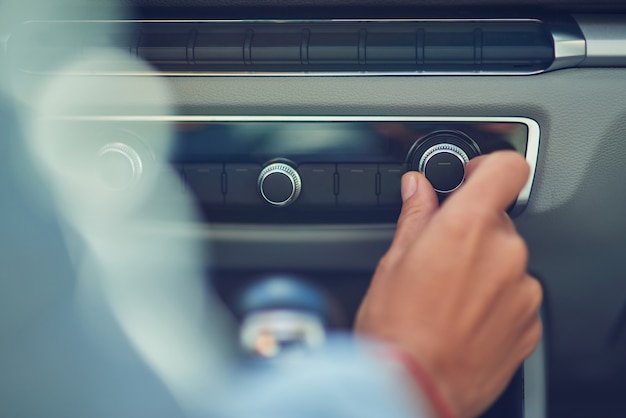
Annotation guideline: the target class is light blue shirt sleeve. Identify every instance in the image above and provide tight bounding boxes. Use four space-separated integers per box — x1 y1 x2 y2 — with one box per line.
221 338 435 418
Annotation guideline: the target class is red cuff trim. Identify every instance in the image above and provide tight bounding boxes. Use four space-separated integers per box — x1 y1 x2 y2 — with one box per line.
378 348 456 418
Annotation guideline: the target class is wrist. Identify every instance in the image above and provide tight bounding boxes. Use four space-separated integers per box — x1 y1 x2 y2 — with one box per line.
378 347 457 418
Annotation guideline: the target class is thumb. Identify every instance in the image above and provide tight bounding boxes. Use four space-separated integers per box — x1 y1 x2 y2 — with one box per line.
390 172 439 252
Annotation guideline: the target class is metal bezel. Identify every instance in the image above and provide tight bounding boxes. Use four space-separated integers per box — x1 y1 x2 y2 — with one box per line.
96 142 143 190
258 162 302 207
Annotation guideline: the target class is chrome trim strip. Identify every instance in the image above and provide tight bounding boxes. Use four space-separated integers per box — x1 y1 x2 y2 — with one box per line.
22 18 546 24
545 17 587 72
23 70 546 77
51 115 536 123
511 117 540 216
575 15 626 67
524 320 547 418
53 115 540 215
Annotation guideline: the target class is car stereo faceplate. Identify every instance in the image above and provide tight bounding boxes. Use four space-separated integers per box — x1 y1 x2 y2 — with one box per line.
47 116 539 223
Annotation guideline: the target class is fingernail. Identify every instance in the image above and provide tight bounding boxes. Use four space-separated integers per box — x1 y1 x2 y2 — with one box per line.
401 173 418 202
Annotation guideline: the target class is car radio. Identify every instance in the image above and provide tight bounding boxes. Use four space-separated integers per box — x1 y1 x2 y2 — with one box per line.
49 116 539 223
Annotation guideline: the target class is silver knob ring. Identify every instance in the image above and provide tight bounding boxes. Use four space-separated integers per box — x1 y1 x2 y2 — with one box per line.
258 163 302 207
97 142 143 190
418 143 470 194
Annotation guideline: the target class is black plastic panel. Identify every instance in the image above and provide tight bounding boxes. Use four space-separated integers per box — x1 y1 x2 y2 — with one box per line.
9 20 555 74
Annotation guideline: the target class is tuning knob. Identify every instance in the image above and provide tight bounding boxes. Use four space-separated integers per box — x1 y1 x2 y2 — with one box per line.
408 131 481 195
97 142 143 190
258 162 302 207
418 143 469 194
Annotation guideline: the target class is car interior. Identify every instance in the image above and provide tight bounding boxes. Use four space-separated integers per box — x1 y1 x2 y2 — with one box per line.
1 0 626 417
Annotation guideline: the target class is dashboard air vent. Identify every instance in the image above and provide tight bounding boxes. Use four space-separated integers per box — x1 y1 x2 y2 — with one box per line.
9 19 565 75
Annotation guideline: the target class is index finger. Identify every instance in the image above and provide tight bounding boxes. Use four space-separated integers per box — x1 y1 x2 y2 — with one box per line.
445 151 530 213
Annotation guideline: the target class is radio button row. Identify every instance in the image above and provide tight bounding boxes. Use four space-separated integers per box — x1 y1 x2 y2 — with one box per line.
183 164 224 205
225 164 264 206
297 164 336 207
378 163 407 207
337 164 378 207
181 162 407 210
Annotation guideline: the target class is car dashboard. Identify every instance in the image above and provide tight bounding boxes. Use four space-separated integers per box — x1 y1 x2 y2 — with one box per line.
1 1 626 417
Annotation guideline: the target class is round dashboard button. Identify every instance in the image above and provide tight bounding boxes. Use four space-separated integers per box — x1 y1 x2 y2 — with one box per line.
407 132 480 196
258 163 302 206
418 143 470 193
97 142 143 190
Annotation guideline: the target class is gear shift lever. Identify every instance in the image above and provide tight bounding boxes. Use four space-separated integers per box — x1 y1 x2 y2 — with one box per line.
235 275 336 357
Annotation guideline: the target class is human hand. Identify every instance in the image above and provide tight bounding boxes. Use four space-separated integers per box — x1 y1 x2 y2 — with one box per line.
356 151 543 418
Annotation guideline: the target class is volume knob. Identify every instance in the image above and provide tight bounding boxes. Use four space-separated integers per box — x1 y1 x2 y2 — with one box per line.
418 143 470 194
258 163 302 207
97 142 143 190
